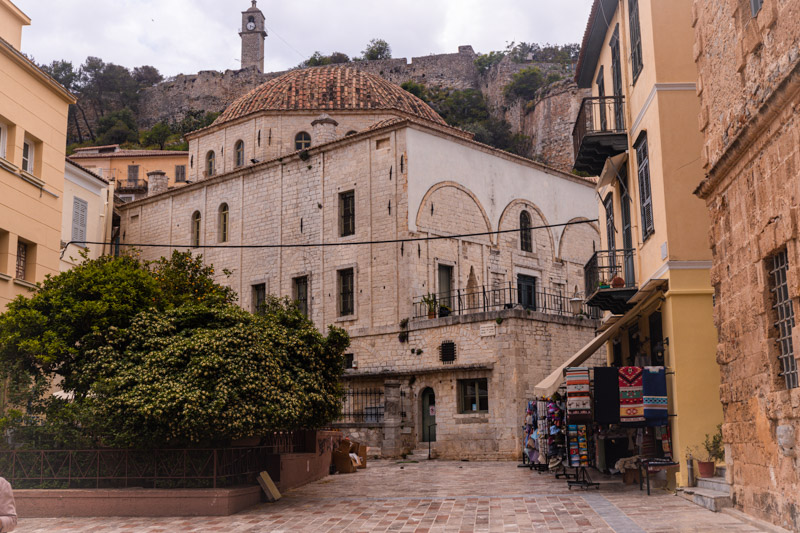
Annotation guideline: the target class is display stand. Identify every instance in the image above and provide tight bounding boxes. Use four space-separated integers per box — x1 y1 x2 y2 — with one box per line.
553 462 576 480
567 466 600 490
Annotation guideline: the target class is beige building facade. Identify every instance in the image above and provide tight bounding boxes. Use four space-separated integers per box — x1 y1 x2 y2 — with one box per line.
121 66 603 459
60 160 115 270
694 0 800 529
0 0 75 309
68 145 189 203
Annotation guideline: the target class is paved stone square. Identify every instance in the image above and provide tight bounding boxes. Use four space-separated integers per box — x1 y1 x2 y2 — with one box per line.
16 460 762 532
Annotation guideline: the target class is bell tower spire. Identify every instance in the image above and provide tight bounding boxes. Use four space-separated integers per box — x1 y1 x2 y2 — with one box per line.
240 1 267 72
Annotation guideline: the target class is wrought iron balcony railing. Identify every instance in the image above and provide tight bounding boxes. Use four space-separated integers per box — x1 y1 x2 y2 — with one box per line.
572 96 628 175
413 283 600 320
584 249 637 296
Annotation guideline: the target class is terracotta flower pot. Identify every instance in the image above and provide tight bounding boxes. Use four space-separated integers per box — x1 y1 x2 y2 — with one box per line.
611 276 625 288
696 460 715 478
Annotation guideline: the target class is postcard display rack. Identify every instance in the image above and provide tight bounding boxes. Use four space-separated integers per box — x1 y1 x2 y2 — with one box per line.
564 367 599 489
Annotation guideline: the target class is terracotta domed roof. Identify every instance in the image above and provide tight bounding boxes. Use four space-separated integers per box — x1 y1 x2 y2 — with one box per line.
214 65 445 126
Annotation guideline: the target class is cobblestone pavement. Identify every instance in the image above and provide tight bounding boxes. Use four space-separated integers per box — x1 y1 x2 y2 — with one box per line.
16 460 763 532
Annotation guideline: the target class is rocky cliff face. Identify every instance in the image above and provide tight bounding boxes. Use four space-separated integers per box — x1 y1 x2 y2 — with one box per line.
132 46 585 173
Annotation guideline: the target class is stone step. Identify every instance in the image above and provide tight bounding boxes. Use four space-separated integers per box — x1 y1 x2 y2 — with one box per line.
677 486 733 512
697 476 731 495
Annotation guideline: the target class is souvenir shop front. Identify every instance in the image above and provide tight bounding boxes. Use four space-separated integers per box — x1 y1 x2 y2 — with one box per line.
524 365 675 489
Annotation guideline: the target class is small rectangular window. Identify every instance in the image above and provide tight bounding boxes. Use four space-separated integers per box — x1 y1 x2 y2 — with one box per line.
458 378 488 413
769 250 798 389
338 268 354 317
339 190 355 237
175 165 186 183
22 140 33 173
16 241 27 280
293 275 309 316
128 165 139 182
629 0 643 83
252 283 266 314
751 0 764 16
71 197 88 244
0 122 6 159
635 133 654 240
344 353 354 369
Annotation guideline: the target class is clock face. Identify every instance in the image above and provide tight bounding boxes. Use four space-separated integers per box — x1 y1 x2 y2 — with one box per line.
246 21 256 30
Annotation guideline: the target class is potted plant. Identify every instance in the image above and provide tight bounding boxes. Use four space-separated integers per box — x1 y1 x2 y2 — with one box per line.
421 294 437 319
691 424 724 478
598 279 611 289
610 275 626 288
439 304 451 317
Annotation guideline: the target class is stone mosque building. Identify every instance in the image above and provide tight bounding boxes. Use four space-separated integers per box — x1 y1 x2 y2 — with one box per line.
119 3 602 459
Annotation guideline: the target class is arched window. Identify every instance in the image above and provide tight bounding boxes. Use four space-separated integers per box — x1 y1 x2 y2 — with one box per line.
295 132 311 150
234 140 245 167
206 151 215 177
218 203 229 243
191 211 202 248
520 210 533 253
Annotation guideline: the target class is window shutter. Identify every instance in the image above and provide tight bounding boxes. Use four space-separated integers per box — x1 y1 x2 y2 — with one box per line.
72 197 88 243
636 136 654 239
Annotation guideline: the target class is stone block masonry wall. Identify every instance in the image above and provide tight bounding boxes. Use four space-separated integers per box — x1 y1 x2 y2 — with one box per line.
694 0 800 530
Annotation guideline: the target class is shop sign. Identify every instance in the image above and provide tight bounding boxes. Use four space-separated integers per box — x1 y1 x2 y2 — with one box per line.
480 324 496 337
429 406 436 416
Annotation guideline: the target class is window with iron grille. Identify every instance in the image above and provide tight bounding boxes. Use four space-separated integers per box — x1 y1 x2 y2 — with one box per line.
751 0 764 16
16 241 27 280
769 250 798 389
604 194 616 250
520 210 533 253
339 190 355 237
175 165 186 183
252 283 266 314
439 340 456 364
629 0 643 83
635 133 654 240
338 268 354 317
458 378 488 413
128 165 139 181
293 275 309 316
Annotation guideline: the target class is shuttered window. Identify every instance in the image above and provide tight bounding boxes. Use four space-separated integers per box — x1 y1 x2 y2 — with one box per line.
16 241 27 280
604 194 616 250
71 197 88 244
635 134 654 240
629 0 643 82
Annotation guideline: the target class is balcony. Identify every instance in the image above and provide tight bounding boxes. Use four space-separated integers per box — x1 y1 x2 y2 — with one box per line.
116 179 148 194
572 96 628 175
413 284 600 320
584 249 637 315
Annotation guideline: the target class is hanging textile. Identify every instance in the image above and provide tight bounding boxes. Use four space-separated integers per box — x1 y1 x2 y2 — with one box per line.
593 366 620 424
619 366 645 423
642 366 668 425
565 367 592 422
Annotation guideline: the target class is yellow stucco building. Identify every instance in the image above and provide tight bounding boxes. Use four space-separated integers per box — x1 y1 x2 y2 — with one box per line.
0 0 75 309
68 145 189 202
537 0 722 487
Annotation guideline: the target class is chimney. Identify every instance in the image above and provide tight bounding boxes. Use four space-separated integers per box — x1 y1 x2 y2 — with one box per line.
311 114 339 145
147 170 168 197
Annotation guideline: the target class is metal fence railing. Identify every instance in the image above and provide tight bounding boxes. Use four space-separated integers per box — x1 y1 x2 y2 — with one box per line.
336 389 385 425
572 95 626 158
0 432 311 490
412 284 600 320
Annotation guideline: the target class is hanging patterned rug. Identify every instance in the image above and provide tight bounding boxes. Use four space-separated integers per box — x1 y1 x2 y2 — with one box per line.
643 366 668 425
619 366 645 423
565 367 592 422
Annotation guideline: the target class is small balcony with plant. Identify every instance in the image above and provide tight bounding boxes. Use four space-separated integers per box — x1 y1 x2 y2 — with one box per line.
583 249 637 315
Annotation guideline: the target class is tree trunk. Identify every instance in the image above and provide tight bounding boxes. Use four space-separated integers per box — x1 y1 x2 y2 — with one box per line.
77 103 95 141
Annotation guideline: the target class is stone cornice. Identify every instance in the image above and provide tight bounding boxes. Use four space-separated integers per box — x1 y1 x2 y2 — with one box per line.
695 59 800 199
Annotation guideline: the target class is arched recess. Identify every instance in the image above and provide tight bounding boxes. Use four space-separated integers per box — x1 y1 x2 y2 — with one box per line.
558 217 600 263
415 181 493 244
497 199 555 262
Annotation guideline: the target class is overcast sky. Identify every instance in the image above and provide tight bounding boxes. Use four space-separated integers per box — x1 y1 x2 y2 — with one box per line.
14 0 592 77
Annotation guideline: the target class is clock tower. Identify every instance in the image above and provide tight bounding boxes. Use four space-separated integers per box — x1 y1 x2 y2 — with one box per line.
240 1 267 72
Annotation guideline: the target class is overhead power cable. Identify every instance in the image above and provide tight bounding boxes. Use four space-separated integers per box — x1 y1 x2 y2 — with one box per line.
60 219 598 259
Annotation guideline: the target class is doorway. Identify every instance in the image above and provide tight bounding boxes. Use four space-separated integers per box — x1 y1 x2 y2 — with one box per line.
421 387 436 442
